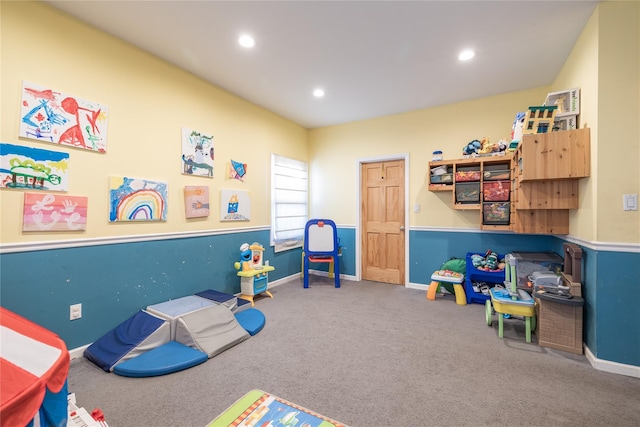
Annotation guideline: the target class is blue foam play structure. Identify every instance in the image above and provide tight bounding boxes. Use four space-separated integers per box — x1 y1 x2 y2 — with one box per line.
84 291 266 377
113 341 208 377
196 289 250 311
234 308 266 336
84 309 171 372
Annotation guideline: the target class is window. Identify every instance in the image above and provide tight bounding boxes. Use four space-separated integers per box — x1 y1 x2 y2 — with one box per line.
271 154 308 252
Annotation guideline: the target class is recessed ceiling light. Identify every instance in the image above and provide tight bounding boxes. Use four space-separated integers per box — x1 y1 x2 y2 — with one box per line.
239 35 255 48
458 49 476 61
313 89 325 98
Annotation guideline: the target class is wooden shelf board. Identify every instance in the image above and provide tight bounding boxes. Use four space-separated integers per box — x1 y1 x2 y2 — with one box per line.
428 184 453 192
481 224 511 231
454 203 480 210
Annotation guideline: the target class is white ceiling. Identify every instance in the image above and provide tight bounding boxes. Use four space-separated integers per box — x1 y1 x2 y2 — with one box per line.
46 1 599 129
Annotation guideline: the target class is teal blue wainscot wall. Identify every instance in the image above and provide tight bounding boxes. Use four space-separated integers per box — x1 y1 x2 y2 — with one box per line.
1 227 637 369
0 230 300 350
582 248 640 367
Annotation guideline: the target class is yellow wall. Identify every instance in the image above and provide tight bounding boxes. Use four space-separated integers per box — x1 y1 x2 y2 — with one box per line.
309 88 550 227
552 1 640 244
3 2 637 246
1 2 308 244
551 7 600 241
310 1 639 244
595 1 639 243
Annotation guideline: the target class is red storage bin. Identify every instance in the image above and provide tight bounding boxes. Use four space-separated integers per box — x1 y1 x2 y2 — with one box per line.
455 170 481 182
483 180 510 201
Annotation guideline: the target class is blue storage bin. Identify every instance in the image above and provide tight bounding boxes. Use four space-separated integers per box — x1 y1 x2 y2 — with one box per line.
464 252 506 304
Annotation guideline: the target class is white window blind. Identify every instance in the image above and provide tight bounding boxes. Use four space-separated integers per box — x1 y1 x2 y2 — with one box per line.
271 154 308 252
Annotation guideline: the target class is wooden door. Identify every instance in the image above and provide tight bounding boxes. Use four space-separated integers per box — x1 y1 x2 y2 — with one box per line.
361 160 405 284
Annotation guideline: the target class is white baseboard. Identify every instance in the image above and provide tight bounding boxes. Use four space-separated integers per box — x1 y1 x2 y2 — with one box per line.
299 269 356 282
585 345 640 378
69 344 90 360
407 282 429 291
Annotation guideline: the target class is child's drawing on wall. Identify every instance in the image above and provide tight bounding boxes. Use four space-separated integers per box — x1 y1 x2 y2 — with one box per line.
182 127 214 177
184 185 210 219
20 81 108 152
23 193 88 232
220 189 250 221
229 159 247 181
109 176 167 222
0 143 69 192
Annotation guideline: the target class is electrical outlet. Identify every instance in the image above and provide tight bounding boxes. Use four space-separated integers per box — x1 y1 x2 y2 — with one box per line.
70 303 82 320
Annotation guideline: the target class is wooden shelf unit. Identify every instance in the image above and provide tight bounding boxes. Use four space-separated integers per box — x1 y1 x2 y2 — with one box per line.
428 154 513 230
511 128 590 234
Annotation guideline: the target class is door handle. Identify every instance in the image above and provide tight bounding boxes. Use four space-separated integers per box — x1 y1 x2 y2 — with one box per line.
400 226 405 231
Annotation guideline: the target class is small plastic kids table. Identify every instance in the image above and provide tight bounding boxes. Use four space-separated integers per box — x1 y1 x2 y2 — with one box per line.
426 270 466 305
486 288 536 343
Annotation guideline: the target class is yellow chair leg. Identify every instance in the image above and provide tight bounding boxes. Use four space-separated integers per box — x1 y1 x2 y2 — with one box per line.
453 284 467 305
426 281 439 300
328 261 334 278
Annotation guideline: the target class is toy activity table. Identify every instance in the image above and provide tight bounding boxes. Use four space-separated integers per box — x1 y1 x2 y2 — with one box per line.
426 270 466 305
486 288 536 343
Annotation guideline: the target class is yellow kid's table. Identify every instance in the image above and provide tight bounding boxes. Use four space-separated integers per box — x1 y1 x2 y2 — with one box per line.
486 288 536 343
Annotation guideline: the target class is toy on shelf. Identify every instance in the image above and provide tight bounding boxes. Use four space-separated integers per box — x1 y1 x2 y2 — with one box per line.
523 105 558 135
510 111 526 150
234 242 275 306
462 139 482 156
462 137 507 157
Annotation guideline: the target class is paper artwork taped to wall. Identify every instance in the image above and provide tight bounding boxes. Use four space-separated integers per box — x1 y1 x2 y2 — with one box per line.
184 185 210 219
182 128 214 177
19 81 108 153
109 176 167 222
220 189 250 221
0 142 69 192
23 193 88 232
229 159 247 181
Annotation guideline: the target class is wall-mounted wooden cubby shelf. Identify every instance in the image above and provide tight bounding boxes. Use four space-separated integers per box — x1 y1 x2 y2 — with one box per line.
428 128 590 234
428 154 513 230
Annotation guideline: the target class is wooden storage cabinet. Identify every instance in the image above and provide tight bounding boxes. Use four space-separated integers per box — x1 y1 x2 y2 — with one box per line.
511 128 590 234
513 179 579 210
511 209 570 234
516 128 590 181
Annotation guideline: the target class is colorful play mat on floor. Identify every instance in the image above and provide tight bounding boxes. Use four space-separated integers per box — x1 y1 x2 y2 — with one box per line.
208 389 347 427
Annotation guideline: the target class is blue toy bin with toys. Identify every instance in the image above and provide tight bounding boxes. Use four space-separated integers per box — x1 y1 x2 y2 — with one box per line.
464 252 506 304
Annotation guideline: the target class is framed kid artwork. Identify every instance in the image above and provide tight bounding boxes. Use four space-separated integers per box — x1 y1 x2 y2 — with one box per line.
220 189 250 221
182 127 214 177
109 176 168 222
0 142 69 192
23 193 88 232
19 81 109 153
184 185 210 219
228 159 247 181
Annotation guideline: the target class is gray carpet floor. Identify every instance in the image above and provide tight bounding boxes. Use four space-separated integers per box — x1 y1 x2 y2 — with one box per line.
67 278 640 427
